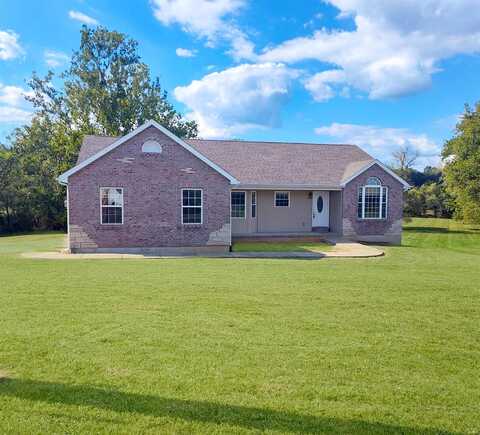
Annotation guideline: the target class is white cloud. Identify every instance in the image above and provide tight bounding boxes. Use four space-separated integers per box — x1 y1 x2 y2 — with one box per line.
0 84 33 124
174 63 299 138
0 106 32 123
175 47 197 57
151 0 244 39
261 0 480 100
68 10 99 25
304 70 347 102
0 30 24 60
0 84 32 107
315 122 441 167
151 0 255 61
44 50 69 68
226 28 256 61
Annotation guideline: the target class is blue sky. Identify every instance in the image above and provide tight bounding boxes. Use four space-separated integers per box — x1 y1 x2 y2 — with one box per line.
1 0 480 168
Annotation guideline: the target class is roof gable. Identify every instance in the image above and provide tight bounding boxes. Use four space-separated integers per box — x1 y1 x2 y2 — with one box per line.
57 120 239 185
340 160 411 190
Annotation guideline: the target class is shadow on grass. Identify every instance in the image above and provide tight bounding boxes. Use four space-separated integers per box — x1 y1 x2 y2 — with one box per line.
0 378 455 434
403 226 472 235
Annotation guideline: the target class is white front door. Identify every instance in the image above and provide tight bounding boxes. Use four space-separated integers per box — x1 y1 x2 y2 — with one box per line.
312 191 330 227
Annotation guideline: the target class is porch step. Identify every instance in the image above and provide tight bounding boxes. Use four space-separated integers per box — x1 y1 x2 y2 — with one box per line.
233 234 330 243
312 226 330 233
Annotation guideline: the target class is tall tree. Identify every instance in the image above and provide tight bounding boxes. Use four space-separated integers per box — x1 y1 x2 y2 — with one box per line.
0 146 18 232
28 26 197 138
442 103 480 223
1 25 197 234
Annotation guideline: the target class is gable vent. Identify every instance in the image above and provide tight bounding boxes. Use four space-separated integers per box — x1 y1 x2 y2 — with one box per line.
142 140 163 154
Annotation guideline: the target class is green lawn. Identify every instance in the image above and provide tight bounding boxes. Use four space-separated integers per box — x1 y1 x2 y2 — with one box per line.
0 218 479 434
233 240 332 252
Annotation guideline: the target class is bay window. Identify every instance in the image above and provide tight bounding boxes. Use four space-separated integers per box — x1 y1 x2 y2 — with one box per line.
357 177 388 219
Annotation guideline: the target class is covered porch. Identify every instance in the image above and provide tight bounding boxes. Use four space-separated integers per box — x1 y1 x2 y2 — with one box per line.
230 189 343 237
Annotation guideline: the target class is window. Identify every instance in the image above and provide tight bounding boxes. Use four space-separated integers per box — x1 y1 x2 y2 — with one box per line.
182 189 202 224
317 195 324 213
274 191 290 207
100 188 123 224
231 191 246 218
357 178 388 219
142 140 163 153
251 191 257 218
366 176 381 186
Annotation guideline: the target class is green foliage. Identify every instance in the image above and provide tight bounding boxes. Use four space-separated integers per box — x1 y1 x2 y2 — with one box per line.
63 26 197 137
0 26 197 234
392 162 451 218
404 181 453 218
0 219 479 433
442 102 480 223
0 146 19 231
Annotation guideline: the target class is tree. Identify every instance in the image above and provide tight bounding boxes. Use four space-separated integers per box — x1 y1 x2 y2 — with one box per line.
423 182 452 218
0 146 17 232
392 145 418 173
404 186 427 217
403 182 452 218
442 103 480 223
390 147 451 218
28 26 197 138
0 25 197 234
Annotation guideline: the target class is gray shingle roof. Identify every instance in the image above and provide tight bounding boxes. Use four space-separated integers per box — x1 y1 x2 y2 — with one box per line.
186 139 373 187
77 135 119 163
77 135 374 187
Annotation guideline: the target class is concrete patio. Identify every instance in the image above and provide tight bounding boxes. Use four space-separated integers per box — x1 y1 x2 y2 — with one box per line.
21 235 384 260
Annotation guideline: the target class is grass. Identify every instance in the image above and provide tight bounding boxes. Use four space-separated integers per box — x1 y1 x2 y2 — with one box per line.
0 218 479 434
0 231 65 254
233 240 332 252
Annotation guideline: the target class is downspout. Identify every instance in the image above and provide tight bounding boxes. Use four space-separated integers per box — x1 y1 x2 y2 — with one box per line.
58 177 69 252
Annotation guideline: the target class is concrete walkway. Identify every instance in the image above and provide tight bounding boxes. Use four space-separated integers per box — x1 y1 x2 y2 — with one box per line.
22 241 383 260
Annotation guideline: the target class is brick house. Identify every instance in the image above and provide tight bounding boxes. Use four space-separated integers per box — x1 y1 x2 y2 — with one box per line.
58 120 410 254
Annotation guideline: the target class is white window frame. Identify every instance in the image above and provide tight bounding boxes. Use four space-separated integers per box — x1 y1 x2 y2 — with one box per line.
100 187 124 225
251 191 257 219
358 183 388 220
274 191 290 208
181 188 203 225
231 191 246 219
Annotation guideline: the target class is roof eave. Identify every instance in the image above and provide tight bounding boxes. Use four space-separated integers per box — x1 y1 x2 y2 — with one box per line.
234 184 342 191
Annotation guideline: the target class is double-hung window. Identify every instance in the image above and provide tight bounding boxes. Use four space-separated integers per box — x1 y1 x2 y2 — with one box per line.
357 177 388 219
182 189 203 224
231 191 246 218
100 187 124 225
274 191 290 207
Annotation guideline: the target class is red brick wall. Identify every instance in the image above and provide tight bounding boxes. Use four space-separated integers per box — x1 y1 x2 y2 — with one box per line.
68 126 231 250
342 164 404 243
